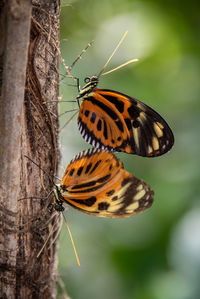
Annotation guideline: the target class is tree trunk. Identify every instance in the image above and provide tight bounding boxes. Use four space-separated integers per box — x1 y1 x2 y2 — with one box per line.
0 1 62 298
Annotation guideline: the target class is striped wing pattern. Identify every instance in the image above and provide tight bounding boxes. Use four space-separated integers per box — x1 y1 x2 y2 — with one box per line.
57 148 154 218
78 88 174 157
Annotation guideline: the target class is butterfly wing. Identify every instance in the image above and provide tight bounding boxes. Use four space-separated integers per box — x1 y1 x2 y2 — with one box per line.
78 92 129 151
78 88 174 157
59 148 154 218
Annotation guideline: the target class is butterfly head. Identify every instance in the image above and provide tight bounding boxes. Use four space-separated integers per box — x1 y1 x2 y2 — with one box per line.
77 76 99 99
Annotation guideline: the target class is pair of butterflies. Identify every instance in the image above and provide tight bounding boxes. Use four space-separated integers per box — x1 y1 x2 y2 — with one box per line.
55 71 174 218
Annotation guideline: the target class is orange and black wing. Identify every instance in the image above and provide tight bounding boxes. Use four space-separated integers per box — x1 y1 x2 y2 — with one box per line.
59 148 154 218
78 88 174 157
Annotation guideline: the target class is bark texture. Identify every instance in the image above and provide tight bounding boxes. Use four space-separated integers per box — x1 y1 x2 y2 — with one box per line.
0 0 61 298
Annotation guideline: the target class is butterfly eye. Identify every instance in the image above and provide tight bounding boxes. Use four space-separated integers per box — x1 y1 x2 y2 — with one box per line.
84 77 91 83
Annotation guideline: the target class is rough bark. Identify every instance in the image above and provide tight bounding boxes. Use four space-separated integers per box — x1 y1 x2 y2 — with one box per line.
0 1 61 298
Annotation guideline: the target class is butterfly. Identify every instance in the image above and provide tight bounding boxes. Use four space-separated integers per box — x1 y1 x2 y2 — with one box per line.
77 76 174 157
54 148 154 218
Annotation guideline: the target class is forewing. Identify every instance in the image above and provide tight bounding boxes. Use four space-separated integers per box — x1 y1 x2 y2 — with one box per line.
59 148 154 218
78 88 174 157
78 92 129 151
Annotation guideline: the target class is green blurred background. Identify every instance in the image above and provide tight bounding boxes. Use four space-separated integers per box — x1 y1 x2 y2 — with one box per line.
58 0 200 298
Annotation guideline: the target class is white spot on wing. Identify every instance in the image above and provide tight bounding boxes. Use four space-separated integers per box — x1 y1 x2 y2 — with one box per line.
134 189 146 201
154 123 163 137
125 201 139 213
136 184 143 191
152 137 159 151
139 112 146 122
133 128 139 149
156 122 164 129
148 145 153 154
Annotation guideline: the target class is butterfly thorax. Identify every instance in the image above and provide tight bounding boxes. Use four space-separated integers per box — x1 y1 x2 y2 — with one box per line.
77 76 98 99
53 184 65 212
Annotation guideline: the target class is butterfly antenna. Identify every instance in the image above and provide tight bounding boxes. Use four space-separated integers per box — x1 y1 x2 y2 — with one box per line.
97 31 128 78
24 155 60 187
63 213 80 267
102 58 139 76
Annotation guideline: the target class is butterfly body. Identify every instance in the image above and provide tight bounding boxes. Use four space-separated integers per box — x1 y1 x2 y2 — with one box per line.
53 148 154 218
77 77 174 157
